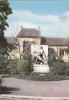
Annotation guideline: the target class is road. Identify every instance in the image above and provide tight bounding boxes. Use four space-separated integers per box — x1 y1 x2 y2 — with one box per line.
1 77 69 97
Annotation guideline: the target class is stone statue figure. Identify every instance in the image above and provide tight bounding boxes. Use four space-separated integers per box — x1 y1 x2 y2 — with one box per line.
34 46 47 65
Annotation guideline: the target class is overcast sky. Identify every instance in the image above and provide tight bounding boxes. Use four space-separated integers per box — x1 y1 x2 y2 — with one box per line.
5 0 69 37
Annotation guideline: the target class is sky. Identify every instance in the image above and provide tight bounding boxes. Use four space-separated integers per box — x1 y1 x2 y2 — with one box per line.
5 0 69 37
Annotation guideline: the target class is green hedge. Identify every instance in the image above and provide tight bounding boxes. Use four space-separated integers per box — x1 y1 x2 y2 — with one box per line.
7 59 18 75
48 47 56 66
17 52 33 75
1 48 69 81
11 72 66 81
51 58 66 75
0 72 67 81
48 48 68 76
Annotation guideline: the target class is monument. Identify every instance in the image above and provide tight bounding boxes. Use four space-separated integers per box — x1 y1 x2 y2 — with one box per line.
31 45 50 73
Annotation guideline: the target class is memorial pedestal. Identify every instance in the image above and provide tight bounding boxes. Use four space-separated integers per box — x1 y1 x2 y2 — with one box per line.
33 64 50 73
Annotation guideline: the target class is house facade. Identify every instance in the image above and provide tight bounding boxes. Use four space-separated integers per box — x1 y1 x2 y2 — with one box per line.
17 28 41 55
41 37 69 62
6 28 69 62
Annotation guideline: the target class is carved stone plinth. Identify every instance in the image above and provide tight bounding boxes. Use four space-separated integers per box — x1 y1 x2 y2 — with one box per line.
33 64 50 73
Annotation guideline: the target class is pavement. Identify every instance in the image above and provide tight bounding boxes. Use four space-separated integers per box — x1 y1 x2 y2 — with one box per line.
1 77 69 97
0 95 69 100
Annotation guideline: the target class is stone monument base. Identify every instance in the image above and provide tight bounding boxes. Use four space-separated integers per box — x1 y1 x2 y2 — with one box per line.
33 64 50 73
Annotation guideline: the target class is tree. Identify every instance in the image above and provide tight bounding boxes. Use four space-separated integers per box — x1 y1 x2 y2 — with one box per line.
0 0 12 74
48 47 56 66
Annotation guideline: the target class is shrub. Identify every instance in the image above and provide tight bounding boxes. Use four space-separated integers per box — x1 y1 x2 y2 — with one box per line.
51 58 66 75
22 52 32 61
1 74 12 78
48 47 56 66
15 72 66 81
65 61 69 76
48 48 67 76
7 59 18 75
65 47 69 54
0 55 9 74
17 60 32 75
17 52 33 75
30 72 66 81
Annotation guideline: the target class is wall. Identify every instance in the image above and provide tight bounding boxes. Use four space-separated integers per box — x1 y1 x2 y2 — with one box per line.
8 37 41 59
8 37 69 62
49 46 69 62
18 37 41 55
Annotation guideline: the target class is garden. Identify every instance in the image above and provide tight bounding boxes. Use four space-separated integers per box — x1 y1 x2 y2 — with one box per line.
0 48 69 82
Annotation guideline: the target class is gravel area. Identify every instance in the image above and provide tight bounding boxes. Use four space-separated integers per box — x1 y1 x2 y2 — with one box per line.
1 77 69 97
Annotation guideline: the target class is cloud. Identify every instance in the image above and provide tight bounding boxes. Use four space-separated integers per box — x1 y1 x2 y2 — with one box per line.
5 10 69 37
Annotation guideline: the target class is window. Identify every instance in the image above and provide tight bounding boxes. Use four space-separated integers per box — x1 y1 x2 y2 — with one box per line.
59 49 64 56
23 41 35 52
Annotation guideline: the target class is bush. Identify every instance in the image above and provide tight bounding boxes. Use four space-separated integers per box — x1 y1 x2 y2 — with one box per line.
22 52 32 61
65 61 69 76
48 47 56 66
16 48 67 80
51 58 66 75
17 52 33 75
0 55 9 74
31 72 66 81
65 47 69 54
48 48 67 76
15 72 66 81
7 59 18 75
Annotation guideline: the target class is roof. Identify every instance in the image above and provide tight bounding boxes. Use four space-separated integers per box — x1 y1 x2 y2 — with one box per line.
6 36 68 46
6 37 18 45
17 28 40 38
41 37 67 46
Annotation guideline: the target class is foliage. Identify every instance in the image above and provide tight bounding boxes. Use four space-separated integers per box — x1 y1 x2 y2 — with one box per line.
65 48 69 54
48 47 56 66
17 52 33 75
16 48 67 80
65 61 69 76
29 73 66 81
7 59 18 75
0 72 67 81
66 38 69 47
0 0 12 31
0 55 9 74
0 0 13 74
0 0 12 50
48 48 67 76
22 52 32 61
0 74 12 78
13 73 66 81
51 58 66 75
65 38 69 54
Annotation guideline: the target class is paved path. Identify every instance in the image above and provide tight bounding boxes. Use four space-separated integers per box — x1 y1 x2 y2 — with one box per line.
1 77 69 97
